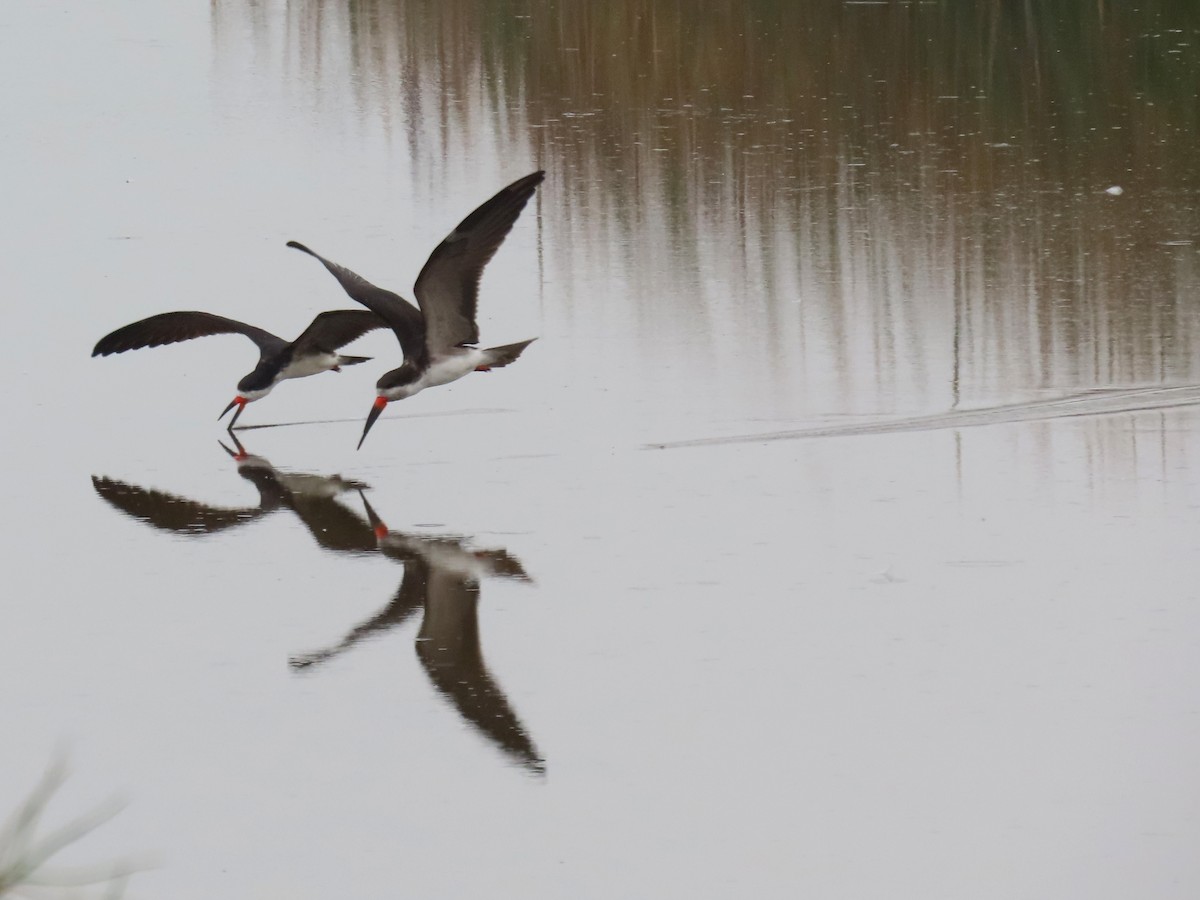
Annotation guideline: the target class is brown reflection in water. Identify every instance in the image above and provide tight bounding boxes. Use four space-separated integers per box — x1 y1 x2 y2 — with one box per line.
93 439 543 774
212 1 1200 410
93 437 377 550
291 493 543 775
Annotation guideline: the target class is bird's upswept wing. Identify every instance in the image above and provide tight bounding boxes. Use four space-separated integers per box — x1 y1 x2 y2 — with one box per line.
412 171 545 354
291 310 388 355
92 312 287 361
286 242 427 367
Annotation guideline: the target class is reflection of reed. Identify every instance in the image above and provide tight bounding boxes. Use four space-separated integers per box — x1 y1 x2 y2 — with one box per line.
212 1 1200 406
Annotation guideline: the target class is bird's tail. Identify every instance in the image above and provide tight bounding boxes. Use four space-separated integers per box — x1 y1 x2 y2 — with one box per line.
336 354 372 367
478 338 536 371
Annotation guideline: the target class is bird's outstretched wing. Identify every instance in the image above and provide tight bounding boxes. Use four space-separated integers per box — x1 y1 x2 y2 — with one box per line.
92 311 287 360
286 242 427 367
412 171 544 354
292 310 387 354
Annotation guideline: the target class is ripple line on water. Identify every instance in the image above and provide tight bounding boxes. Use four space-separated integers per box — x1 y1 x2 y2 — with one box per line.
234 408 515 431
649 385 1200 449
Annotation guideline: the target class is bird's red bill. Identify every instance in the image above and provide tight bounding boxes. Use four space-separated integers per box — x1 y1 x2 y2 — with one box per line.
220 395 247 420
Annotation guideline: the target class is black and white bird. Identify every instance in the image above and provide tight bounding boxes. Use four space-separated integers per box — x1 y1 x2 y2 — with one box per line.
287 170 545 448
92 309 386 429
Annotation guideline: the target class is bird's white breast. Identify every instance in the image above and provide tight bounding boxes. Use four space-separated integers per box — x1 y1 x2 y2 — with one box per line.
421 348 486 389
278 352 340 382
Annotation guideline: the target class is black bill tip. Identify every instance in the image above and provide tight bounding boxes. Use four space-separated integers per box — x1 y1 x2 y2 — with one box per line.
357 398 387 450
220 396 247 430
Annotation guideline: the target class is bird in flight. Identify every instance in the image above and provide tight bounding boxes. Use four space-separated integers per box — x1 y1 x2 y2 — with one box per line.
93 309 385 430
287 170 545 448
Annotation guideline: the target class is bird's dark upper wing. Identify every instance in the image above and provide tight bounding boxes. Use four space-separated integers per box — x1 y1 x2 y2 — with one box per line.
286 242 427 366
412 171 544 354
92 312 286 360
291 310 388 354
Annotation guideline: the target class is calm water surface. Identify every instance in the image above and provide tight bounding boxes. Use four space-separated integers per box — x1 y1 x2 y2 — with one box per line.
3 2 1200 898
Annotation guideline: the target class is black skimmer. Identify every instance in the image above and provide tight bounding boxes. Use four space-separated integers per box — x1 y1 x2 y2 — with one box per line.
92 309 386 430
291 493 542 773
286 170 545 448
92 435 377 552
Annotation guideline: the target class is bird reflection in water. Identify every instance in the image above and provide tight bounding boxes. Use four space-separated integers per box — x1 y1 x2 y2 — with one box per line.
91 434 376 552
291 492 542 775
91 438 542 774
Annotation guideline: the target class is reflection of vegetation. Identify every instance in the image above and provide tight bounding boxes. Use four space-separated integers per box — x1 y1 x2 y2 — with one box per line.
315 1 1200 178
0 762 135 899
214 1 1200 400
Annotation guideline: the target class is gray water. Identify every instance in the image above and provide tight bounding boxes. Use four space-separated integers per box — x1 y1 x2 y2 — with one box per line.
3 2 1200 898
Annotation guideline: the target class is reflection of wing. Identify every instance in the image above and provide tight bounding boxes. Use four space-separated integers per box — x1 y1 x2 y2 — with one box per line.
91 476 277 534
416 565 544 774
289 558 429 670
472 548 532 582
285 494 378 554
